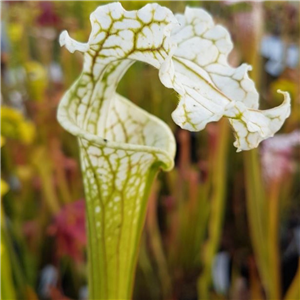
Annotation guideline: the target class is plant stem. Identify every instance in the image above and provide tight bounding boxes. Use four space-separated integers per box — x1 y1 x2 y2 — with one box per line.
243 150 268 281
268 180 281 298
1 227 17 300
198 119 229 298
244 150 281 299
82 143 162 299
146 182 172 299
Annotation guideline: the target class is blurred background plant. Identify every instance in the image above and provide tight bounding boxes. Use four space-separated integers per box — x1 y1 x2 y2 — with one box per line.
1 1 299 300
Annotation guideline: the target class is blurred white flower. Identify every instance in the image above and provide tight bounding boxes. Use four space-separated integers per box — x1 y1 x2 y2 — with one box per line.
79 285 88 300
261 130 300 182
212 251 231 295
261 35 299 76
38 265 58 298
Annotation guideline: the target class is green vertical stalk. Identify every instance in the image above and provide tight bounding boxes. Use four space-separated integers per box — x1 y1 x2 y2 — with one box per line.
244 150 270 293
268 181 281 298
50 138 73 204
82 148 162 299
198 119 229 298
146 182 172 299
1 229 17 300
242 3 281 299
244 150 281 299
31 147 60 214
